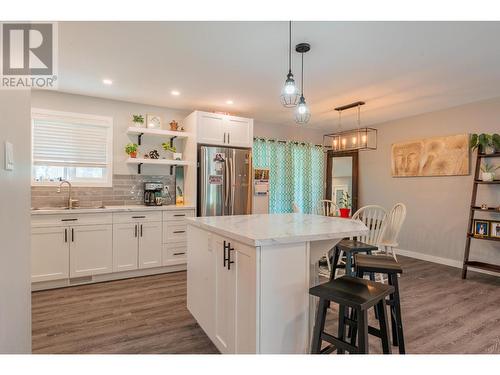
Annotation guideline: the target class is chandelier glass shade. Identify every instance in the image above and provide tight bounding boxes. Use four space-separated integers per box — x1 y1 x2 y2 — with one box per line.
295 95 311 124
280 21 300 108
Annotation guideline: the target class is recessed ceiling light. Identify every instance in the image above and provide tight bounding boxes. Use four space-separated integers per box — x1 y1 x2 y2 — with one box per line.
102 79 113 85
226 100 234 105
171 90 180 96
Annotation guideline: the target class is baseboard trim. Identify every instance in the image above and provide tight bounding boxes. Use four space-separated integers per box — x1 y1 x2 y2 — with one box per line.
394 248 499 277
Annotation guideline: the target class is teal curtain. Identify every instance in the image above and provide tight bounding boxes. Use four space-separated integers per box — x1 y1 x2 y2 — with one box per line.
253 138 325 213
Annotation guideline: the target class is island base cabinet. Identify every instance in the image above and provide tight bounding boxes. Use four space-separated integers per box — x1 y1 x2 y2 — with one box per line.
70 224 113 277
187 226 256 354
31 226 69 282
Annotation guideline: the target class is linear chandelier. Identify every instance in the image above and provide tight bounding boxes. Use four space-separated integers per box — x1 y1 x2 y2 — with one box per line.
323 101 377 151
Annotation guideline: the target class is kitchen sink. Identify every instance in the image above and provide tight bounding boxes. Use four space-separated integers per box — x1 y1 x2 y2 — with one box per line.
32 206 106 211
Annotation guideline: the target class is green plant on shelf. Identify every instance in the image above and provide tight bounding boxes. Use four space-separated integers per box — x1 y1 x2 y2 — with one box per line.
162 142 177 153
470 133 500 153
132 114 144 125
125 143 138 155
480 162 500 173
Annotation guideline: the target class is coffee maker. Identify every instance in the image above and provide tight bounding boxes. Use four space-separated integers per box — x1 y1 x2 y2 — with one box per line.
144 182 164 206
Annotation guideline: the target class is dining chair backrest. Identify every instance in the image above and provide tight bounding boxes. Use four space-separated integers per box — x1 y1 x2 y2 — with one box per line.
379 203 407 247
351 205 387 245
292 202 302 213
316 200 337 216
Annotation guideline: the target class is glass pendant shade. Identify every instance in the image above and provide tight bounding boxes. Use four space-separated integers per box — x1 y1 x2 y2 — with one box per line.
295 95 311 124
280 71 300 107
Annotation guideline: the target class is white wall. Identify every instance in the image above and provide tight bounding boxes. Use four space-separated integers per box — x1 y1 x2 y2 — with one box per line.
360 97 500 265
0 90 32 353
254 120 325 144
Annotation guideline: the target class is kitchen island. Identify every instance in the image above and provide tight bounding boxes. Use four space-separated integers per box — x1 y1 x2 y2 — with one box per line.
186 213 368 354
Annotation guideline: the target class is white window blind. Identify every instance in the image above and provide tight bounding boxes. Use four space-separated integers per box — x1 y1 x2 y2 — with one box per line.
31 109 113 187
33 120 110 167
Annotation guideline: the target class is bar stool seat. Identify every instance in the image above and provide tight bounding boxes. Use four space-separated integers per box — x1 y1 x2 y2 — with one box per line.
354 254 405 354
310 276 394 354
330 239 379 279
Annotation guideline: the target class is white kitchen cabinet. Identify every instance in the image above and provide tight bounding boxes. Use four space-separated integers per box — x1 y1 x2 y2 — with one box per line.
113 223 139 272
195 111 253 148
138 221 162 269
187 226 256 354
31 226 69 282
70 224 113 277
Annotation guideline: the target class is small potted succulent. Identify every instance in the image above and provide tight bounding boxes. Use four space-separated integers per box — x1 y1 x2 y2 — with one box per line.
132 114 145 128
162 142 182 160
125 143 138 158
338 192 351 218
470 133 500 154
480 162 499 182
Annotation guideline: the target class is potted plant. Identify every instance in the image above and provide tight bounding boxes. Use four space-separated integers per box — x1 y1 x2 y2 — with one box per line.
132 114 144 128
470 133 500 154
162 142 182 160
125 143 138 158
338 192 351 218
480 162 499 182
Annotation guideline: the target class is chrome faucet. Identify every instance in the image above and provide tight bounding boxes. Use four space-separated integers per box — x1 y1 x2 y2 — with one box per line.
57 179 78 209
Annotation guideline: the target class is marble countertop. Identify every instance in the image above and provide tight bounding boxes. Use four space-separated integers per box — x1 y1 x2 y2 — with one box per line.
186 213 368 247
31 204 196 215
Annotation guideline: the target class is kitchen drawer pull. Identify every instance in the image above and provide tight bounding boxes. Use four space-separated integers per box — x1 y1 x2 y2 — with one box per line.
173 252 186 256
173 230 186 234
132 216 146 219
61 218 78 222
173 214 186 217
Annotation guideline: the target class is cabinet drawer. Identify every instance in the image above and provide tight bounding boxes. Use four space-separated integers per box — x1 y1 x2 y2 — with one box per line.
163 222 187 243
113 211 162 224
162 243 187 265
32 212 113 228
163 209 195 222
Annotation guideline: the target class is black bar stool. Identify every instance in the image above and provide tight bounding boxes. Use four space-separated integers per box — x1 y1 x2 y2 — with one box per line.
330 240 378 279
309 275 394 354
354 254 405 354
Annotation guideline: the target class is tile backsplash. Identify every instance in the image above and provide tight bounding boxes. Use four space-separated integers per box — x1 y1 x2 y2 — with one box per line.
31 174 176 208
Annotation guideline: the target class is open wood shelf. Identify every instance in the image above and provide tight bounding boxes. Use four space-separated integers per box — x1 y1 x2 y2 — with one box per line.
478 152 500 158
126 127 191 145
467 233 500 242
126 157 193 174
474 180 500 184
464 261 500 274
470 206 500 212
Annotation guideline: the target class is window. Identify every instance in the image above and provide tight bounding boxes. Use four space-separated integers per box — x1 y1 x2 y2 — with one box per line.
32 109 113 187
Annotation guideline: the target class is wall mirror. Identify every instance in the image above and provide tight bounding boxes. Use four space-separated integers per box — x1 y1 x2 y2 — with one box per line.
326 150 358 214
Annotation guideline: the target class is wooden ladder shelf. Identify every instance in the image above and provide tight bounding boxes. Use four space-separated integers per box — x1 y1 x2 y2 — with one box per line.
461 151 500 279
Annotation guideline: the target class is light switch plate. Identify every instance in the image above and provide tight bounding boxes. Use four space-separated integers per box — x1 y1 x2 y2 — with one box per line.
5 141 14 171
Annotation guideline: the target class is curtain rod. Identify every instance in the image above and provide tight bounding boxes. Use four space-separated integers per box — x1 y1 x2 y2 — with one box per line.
253 136 323 148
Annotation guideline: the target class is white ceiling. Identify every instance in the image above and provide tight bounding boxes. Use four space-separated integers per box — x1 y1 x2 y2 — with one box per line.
56 21 500 130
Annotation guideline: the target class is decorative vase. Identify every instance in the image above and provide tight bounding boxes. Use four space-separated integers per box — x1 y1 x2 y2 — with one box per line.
484 146 495 155
169 120 179 131
132 121 144 129
481 172 495 182
339 208 351 218
173 152 182 161
129 151 137 158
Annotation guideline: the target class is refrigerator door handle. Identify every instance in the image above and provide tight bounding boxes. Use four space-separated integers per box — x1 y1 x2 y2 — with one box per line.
224 158 230 212
230 155 235 215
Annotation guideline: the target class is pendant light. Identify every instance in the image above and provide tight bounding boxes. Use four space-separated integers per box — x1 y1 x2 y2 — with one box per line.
323 101 377 151
280 21 300 107
294 43 311 125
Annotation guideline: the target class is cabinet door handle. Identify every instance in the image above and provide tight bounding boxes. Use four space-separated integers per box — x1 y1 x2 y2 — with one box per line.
223 132 226 144
132 216 146 219
227 245 235 270
61 218 78 222
173 252 186 256
173 214 186 217
134 224 138 238
71 228 74 242
223 241 228 267
64 228 68 243
228 132 230 144
173 230 185 234
140 224 143 237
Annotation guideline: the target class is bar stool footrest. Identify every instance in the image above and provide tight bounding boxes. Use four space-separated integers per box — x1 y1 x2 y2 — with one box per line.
321 332 359 354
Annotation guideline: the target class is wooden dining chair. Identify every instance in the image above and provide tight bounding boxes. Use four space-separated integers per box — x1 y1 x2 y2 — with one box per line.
316 200 338 217
378 203 407 261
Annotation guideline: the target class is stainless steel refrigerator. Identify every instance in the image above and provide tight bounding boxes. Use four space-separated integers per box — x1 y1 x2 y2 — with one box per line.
198 145 252 216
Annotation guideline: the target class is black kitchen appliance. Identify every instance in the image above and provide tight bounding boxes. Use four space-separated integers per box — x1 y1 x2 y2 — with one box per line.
144 182 164 206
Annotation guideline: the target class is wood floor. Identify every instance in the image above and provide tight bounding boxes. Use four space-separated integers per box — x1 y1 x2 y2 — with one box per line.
32 256 500 354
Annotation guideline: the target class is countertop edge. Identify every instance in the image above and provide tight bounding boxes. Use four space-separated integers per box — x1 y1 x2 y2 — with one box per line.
31 205 196 215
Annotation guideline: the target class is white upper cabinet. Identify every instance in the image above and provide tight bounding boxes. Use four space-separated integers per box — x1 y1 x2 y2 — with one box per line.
195 111 253 148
